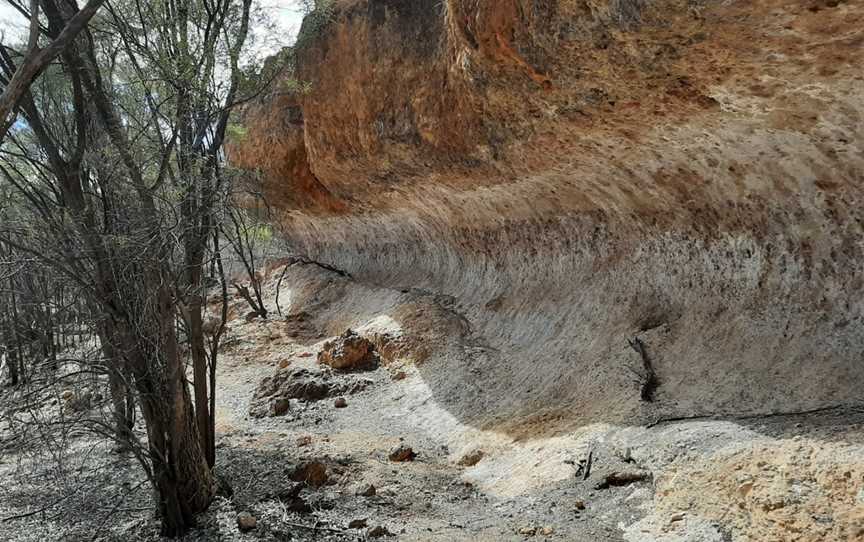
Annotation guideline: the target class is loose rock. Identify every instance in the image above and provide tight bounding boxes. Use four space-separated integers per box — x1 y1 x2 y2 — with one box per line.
289 461 328 487
334 397 348 408
271 398 291 417
249 367 333 418
389 444 416 462
348 519 368 529
318 329 378 371
236 511 257 532
356 483 376 497
367 525 391 538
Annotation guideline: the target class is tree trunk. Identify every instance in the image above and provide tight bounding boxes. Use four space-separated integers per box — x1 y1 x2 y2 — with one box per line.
116 283 214 536
188 297 214 467
99 322 134 449
2 309 19 387
108 368 134 448
8 278 24 383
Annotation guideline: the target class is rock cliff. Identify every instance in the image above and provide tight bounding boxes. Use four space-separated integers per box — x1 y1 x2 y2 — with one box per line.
228 0 864 434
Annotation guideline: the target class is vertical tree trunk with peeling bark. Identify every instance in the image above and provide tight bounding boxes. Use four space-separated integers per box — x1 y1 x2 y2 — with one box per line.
112 280 214 536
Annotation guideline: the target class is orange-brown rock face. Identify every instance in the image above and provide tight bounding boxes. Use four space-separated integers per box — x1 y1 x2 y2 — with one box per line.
229 0 864 431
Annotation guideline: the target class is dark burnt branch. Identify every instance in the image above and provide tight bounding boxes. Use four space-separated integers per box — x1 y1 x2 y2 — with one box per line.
628 336 659 402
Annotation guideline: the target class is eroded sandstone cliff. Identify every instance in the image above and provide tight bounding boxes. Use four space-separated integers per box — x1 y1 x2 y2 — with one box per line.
228 0 864 434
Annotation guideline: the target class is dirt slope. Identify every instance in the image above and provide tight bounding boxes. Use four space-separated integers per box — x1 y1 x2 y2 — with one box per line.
212 262 864 542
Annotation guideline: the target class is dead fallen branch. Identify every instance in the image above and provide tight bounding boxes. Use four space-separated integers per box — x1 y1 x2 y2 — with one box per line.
595 471 649 490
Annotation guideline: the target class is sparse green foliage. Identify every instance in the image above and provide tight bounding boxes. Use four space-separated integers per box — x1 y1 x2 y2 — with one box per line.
227 123 249 141
296 0 336 49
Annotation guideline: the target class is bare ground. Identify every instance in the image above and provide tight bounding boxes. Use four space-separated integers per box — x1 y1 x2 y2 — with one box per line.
1 262 863 541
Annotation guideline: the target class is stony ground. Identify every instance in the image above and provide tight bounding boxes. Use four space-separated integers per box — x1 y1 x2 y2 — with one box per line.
1 263 863 541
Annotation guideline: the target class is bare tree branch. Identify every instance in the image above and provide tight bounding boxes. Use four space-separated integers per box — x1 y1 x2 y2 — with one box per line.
0 0 107 144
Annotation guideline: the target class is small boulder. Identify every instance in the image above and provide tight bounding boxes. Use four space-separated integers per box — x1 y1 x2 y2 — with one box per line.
388 444 416 462
334 397 348 408
278 358 291 370
348 519 368 529
356 484 376 497
367 525 391 538
249 367 333 418
271 398 291 417
60 390 74 400
236 511 257 532
574 500 586 511
318 329 378 371
391 371 407 381
289 461 328 487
